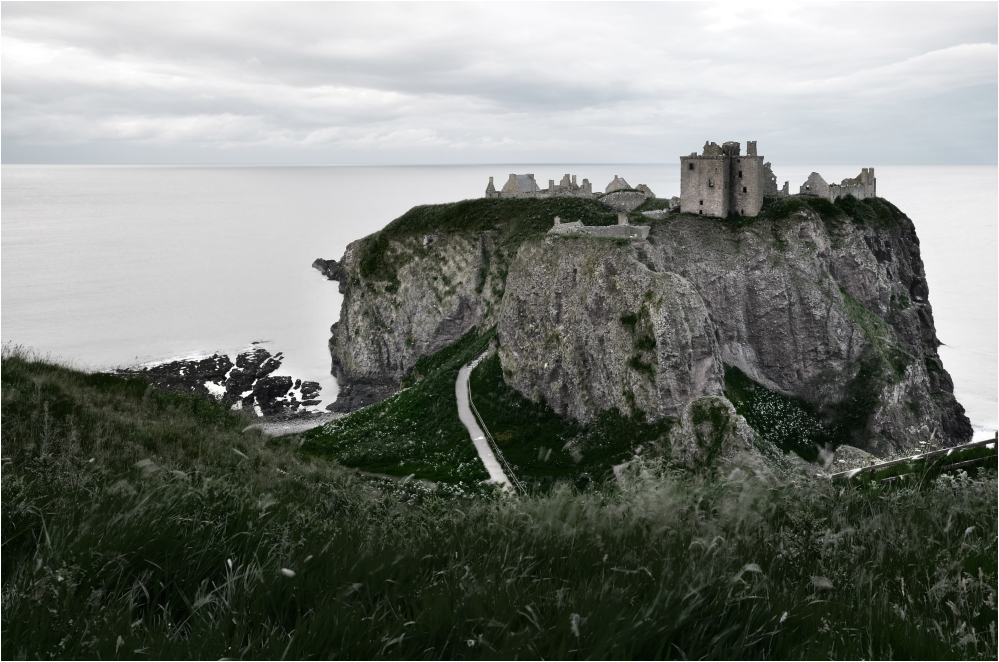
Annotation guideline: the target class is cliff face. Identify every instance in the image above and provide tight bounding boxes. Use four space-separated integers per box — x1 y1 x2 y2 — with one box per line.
497 237 724 422
326 232 502 411
320 196 971 455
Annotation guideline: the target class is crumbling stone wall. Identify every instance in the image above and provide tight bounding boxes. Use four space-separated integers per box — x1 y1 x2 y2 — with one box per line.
799 169 876 202
486 172 594 199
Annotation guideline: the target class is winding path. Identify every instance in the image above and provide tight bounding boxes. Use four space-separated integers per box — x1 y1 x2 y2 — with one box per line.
455 358 513 489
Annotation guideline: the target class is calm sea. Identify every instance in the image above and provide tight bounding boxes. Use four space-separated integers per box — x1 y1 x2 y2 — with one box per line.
2 164 995 436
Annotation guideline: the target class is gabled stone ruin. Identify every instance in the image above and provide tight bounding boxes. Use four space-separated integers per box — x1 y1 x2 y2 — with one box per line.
799 169 876 201
484 173 660 201
486 173 594 198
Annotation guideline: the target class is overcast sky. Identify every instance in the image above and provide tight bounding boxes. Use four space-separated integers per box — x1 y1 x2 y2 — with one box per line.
2 1 996 164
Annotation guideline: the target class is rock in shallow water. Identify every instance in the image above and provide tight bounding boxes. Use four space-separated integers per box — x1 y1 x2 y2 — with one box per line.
114 345 319 418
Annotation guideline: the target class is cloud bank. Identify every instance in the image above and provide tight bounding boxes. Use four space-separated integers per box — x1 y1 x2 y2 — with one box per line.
2 1 996 164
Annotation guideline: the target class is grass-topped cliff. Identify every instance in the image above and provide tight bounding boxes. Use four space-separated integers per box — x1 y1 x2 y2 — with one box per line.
3 348 996 659
352 196 620 289
326 191 969 460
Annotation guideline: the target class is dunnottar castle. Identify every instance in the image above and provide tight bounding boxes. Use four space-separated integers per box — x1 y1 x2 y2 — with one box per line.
484 140 876 220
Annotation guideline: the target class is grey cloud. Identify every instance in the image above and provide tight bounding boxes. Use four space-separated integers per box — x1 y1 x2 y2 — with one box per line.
2 1 996 164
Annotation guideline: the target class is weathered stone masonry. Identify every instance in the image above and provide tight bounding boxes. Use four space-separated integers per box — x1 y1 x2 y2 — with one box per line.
800 169 877 201
486 173 595 198
679 140 776 218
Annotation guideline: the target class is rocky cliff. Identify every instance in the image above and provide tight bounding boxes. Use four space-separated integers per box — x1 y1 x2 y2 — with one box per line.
318 195 971 456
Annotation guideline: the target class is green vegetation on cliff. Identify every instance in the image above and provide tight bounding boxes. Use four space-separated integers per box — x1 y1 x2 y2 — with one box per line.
756 193 909 230
305 332 672 491
724 364 831 462
356 197 618 284
468 353 673 491
3 349 996 660
303 331 494 486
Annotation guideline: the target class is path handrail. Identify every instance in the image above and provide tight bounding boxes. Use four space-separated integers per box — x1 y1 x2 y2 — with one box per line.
466 355 527 495
828 433 997 480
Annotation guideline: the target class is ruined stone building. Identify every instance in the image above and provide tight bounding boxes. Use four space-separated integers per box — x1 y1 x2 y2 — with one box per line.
799 169 876 202
679 140 778 218
605 175 631 193
486 173 594 198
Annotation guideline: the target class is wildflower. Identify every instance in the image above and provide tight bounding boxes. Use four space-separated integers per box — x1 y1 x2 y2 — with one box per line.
280 568 296 578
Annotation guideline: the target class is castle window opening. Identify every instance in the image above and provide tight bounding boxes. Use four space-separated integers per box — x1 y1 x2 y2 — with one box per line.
689 163 695 170
743 186 747 193
699 200 703 205
738 171 743 178
708 178 714 188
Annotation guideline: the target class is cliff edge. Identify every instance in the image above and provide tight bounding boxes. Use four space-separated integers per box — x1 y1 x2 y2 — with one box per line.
317 195 971 457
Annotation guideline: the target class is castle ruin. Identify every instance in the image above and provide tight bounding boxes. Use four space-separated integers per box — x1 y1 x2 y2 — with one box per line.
679 140 778 218
484 141 877 218
486 173 595 198
799 169 876 201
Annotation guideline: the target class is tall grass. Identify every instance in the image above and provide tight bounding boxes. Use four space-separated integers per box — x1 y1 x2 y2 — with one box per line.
3 347 996 659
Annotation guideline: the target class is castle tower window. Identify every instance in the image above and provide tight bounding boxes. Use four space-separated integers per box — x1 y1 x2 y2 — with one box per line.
708 178 714 187
742 186 747 193
699 200 703 205
688 163 695 170
738 171 743 178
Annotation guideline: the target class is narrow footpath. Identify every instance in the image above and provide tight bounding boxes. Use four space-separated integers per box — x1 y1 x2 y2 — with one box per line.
455 358 512 489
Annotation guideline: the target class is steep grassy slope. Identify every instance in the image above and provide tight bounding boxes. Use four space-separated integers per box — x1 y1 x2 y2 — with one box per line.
303 330 494 486
2 349 996 660
468 353 673 491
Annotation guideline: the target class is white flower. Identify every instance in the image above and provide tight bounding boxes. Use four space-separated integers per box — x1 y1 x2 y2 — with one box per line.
280 568 296 578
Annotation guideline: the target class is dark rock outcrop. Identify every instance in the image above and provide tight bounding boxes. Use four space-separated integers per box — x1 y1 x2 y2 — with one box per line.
313 258 348 293
116 345 321 418
115 354 232 399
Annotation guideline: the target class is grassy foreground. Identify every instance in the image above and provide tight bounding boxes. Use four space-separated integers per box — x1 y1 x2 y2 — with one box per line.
2 347 997 660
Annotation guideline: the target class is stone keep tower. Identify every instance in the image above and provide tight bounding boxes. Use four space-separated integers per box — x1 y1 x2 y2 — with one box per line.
680 140 766 217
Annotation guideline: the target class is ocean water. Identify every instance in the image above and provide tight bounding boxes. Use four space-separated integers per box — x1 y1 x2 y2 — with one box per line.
2 164 995 436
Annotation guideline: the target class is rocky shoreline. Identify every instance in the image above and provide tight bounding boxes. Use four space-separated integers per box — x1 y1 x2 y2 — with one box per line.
114 344 324 418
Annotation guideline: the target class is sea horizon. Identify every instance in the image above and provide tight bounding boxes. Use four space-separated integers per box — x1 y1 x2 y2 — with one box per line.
3 163 996 434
